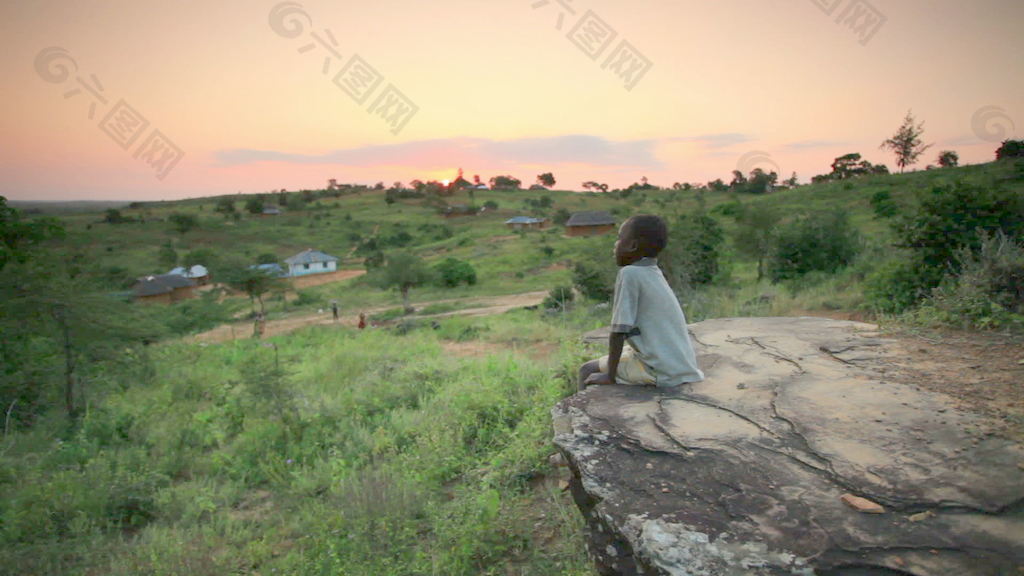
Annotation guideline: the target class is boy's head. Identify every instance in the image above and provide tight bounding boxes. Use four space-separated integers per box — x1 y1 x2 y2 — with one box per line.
615 215 668 266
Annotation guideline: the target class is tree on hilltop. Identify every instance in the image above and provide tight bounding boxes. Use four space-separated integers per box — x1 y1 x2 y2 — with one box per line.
880 110 932 173
537 172 556 188
375 251 433 313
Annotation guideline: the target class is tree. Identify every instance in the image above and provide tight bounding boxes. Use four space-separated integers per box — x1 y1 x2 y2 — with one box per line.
214 197 236 216
937 150 959 168
660 213 725 289
221 260 281 315
245 196 265 214
1 196 63 271
537 172 556 188
168 213 198 236
734 207 781 280
376 251 433 312
489 175 522 190
581 181 608 193
880 110 932 173
434 258 477 287
766 211 860 282
995 140 1024 160
104 208 127 224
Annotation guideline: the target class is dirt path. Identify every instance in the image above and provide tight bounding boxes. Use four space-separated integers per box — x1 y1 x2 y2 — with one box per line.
192 290 548 344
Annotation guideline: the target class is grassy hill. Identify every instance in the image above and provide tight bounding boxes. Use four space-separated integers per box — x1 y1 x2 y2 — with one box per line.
2 160 1020 575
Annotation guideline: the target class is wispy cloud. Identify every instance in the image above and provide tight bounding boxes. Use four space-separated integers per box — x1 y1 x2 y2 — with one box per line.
669 133 754 149
783 139 850 150
217 135 663 169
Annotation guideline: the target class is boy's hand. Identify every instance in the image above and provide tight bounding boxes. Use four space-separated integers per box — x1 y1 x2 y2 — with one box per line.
584 372 613 386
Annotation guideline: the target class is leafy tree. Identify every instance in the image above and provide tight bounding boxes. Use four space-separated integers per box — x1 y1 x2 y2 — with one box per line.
572 239 617 301
937 150 959 168
581 181 608 193
553 207 572 225
104 208 127 224
734 207 781 280
745 168 778 194
766 211 860 282
489 175 522 190
706 179 728 192
245 196 265 214
168 213 198 236
376 251 433 312
1 196 63 271
434 258 477 288
536 172 556 188
870 190 899 219
660 213 725 289
221 260 281 315
880 110 932 173
215 197 236 216
542 286 574 310
995 139 1024 160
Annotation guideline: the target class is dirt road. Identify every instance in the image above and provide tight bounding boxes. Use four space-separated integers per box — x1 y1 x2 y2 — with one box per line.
192 290 548 344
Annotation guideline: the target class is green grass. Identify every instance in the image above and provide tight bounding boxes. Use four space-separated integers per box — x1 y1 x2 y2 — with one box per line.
0 308 600 575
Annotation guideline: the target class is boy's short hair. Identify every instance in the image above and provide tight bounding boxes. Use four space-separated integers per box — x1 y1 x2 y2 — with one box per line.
626 215 668 256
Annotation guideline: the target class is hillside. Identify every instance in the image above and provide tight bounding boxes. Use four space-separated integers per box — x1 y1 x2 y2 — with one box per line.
1 160 1021 575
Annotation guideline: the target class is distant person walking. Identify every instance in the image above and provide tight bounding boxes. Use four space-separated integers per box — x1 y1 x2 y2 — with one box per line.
358 312 367 330
331 300 339 322
254 312 266 339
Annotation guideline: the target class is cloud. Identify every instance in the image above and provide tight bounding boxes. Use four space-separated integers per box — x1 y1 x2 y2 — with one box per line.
669 133 754 149
783 139 850 150
217 135 663 169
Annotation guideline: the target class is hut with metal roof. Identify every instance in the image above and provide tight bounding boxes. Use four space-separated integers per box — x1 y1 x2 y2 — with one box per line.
505 216 547 230
565 211 616 236
284 249 338 277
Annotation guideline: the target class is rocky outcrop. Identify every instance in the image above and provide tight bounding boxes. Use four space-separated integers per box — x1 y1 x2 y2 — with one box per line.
553 317 1024 575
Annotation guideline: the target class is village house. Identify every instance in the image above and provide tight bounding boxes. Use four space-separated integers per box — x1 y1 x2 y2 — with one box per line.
132 274 197 304
284 249 338 277
261 205 283 217
443 204 478 218
565 211 616 236
505 216 546 230
168 264 210 285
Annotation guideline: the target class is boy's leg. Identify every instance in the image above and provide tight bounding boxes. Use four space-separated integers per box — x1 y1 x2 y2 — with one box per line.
577 360 601 391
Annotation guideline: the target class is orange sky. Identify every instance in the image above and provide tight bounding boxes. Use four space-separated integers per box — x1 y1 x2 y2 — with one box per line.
2 0 1021 200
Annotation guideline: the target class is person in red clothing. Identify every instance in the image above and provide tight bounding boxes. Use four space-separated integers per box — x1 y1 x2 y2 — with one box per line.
358 312 367 330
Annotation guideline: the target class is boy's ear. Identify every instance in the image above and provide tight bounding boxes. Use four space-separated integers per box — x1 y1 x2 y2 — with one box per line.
625 237 639 252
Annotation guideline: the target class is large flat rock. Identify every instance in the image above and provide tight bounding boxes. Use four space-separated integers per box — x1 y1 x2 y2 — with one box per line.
553 317 1024 575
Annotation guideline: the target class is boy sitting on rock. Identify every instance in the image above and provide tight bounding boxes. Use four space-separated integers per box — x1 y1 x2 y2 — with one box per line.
579 215 704 390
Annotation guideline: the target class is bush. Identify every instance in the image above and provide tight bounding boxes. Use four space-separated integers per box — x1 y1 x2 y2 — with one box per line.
660 213 725 290
863 258 936 314
542 286 574 310
571 239 616 301
995 139 1024 160
434 258 477 288
916 232 1024 330
869 190 899 219
766 211 860 283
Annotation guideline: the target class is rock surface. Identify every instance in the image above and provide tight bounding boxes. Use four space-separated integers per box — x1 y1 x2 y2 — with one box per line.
553 317 1024 575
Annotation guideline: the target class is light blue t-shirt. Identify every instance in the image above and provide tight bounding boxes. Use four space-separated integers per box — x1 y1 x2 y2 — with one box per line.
610 258 704 386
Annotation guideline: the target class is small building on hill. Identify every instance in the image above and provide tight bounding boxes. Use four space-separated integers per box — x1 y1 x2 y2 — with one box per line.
565 211 616 236
505 216 546 230
251 263 288 278
168 264 210 285
262 205 283 217
133 274 197 304
285 249 338 277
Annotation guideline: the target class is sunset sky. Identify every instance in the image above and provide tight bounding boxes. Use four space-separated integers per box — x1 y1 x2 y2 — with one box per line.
2 0 1021 201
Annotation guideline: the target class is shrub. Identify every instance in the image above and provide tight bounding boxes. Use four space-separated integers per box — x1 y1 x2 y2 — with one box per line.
916 232 1024 329
434 258 477 288
766 210 860 283
863 258 935 313
571 239 616 301
660 213 725 290
542 286 574 310
869 190 899 219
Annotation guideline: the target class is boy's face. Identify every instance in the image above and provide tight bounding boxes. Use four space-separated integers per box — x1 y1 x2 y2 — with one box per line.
614 221 641 267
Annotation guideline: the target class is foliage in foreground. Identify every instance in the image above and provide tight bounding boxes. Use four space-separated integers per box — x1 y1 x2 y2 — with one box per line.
0 311 594 576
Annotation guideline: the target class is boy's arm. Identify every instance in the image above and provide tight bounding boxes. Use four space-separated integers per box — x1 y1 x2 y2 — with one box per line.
604 332 627 382
585 332 627 386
